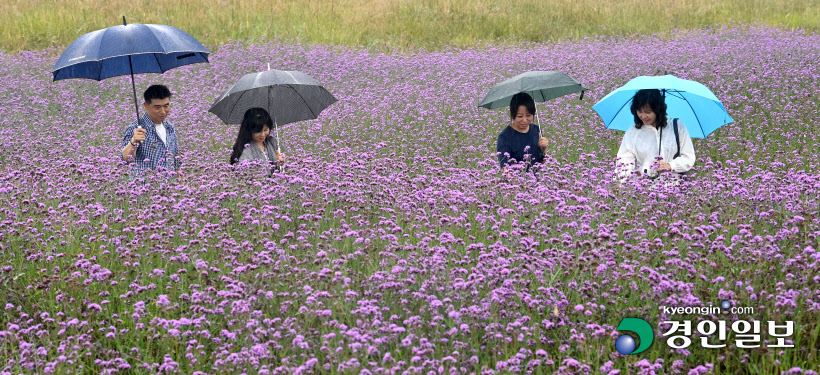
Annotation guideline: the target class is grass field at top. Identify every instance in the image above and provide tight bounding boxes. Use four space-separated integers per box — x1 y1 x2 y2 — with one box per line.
1 0 819 51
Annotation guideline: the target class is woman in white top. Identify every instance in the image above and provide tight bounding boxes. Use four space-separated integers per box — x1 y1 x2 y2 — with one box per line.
229 108 285 169
615 89 695 183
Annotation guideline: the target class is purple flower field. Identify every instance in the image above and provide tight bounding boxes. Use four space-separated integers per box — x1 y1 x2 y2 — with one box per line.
0 26 819 374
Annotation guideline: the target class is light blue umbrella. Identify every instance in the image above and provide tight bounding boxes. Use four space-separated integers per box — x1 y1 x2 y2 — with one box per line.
592 75 733 138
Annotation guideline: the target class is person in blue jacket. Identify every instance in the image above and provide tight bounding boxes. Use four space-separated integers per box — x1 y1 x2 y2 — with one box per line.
496 92 549 172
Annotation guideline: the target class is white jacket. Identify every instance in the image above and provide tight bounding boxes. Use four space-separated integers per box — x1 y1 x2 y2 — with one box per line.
615 118 696 182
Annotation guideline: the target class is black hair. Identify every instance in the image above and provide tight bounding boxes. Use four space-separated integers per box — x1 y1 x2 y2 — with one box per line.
144 85 172 103
509 92 536 120
229 108 274 164
630 89 668 129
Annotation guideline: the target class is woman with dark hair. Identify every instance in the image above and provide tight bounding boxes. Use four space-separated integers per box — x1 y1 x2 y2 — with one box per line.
229 108 285 169
615 89 695 183
496 92 549 172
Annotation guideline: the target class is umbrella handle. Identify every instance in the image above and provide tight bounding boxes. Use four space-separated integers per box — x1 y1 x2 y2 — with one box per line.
274 118 281 153
128 54 141 129
135 125 143 145
274 119 283 173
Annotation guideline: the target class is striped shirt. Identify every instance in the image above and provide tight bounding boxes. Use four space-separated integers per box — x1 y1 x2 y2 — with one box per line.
120 114 180 176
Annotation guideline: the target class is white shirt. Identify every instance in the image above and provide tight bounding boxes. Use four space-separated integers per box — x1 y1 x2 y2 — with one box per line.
259 145 269 160
615 118 696 182
154 123 167 145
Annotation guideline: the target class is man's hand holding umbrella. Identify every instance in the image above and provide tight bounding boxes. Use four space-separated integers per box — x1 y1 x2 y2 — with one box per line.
132 128 147 143
122 127 147 162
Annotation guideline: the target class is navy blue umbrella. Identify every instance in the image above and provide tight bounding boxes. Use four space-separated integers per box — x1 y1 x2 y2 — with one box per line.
52 17 210 123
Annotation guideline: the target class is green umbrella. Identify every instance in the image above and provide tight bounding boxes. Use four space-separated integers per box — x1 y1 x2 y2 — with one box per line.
479 71 588 131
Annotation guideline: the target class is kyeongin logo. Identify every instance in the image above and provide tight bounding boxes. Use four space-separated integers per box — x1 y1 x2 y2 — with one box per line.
615 318 654 355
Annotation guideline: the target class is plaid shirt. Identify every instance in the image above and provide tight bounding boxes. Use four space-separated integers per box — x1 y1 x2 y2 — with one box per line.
120 114 181 176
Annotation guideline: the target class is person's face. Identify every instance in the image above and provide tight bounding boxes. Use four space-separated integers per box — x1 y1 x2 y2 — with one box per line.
144 97 171 124
512 105 533 132
252 125 271 144
637 104 657 126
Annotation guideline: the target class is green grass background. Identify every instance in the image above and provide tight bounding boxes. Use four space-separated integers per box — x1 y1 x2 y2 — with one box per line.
1 0 818 51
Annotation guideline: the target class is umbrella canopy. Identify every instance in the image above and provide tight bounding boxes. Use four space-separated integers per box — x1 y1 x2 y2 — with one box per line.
478 71 588 109
592 75 733 138
52 20 209 81
51 17 209 123
209 69 337 126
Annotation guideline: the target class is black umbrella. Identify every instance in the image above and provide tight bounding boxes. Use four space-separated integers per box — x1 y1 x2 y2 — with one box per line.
209 67 337 153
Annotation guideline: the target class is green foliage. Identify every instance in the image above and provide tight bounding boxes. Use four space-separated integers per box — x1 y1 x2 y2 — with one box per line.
1 0 818 51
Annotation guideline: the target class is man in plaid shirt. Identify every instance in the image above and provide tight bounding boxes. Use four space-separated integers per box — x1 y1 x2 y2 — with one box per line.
120 85 181 179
